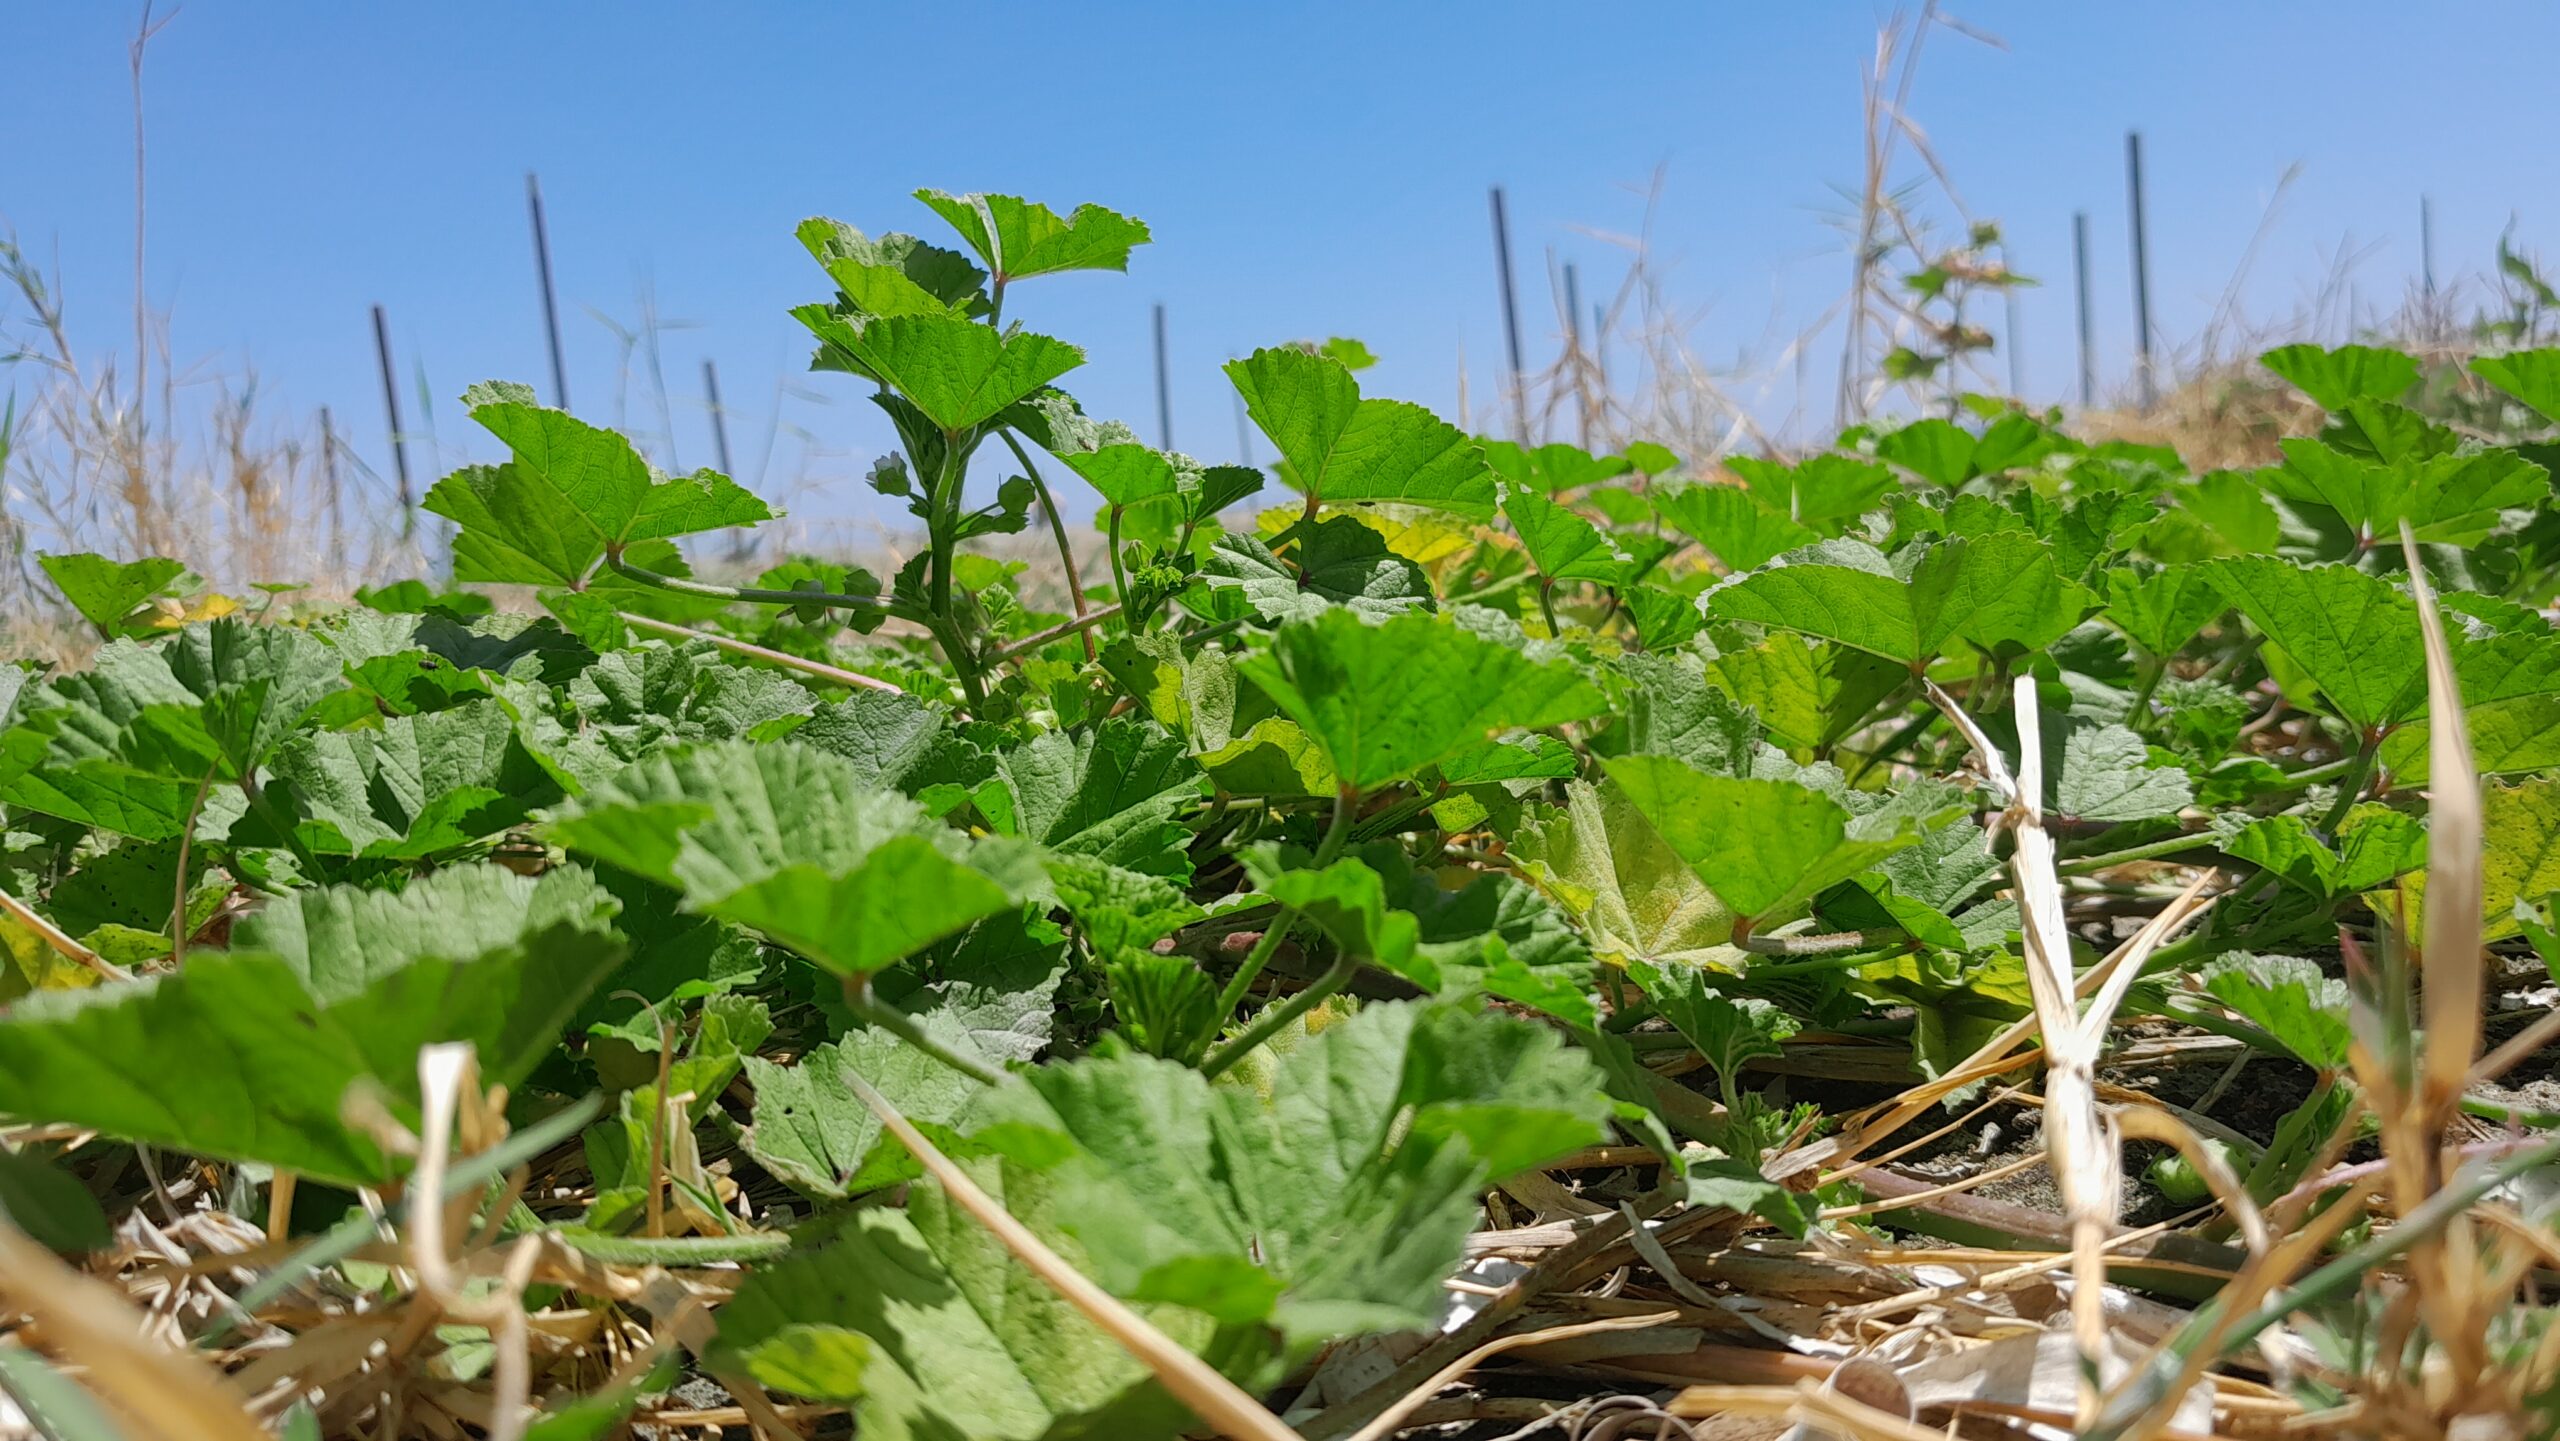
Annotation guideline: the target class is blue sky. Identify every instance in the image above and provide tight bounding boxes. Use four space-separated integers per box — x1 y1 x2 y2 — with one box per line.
9 2 2559 528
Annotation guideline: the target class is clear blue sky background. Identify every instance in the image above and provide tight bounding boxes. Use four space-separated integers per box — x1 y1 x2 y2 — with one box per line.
8 2 2558 528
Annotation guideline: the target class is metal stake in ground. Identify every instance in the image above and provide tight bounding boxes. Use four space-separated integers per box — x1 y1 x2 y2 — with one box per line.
2073 211 2096 409
2002 243 2025 398
527 172 569 411
370 304 414 533
1489 186 1529 441
1152 302 1173 450
1563 261 1589 448
2125 131 2156 411
2422 194 2438 297
704 359 750 561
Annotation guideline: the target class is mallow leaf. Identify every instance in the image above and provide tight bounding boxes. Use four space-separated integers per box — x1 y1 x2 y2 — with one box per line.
1239 847 1421 981
2198 953 2350 1070
0 865 623 1185
1725 454 1897 532
2261 343 2418 411
1650 484 1817 572
2105 566 2228 658
544 739 1039 976
2047 720 2192 823
1600 756 1941 928
1503 485 1628 585
974 999 1609 1350
1226 347 1497 519
713 1154 1208 1440
1873 417 1979 489
1236 609 1607 791
4 619 342 816
2221 806 2427 900
797 312 1085 434
978 716 1202 877
1511 780 1736 964
741 1029 989 1201
796 216 987 319
913 190 1152 280
428 385 776 586
1199 517 1434 624
2469 348 2560 426
1705 533 2099 666
36 553 193 636
1483 440 1631 494
2202 558 2427 729
265 698 564 858
2402 776 2560 942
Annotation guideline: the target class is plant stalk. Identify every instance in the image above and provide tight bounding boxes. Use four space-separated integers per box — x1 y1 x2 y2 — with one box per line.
996 428 1098 661
840 976 1007 1087
1200 950 1359 1081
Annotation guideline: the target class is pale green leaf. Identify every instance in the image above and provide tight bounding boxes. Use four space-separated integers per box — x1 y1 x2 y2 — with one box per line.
1236 609 1605 791
1226 347 1496 519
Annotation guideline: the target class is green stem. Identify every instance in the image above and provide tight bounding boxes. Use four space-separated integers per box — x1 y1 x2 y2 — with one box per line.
996 429 1097 661
2258 755 2356 793
922 430 994 712
1442 572 1534 607
171 768 214 965
602 550 926 623
2056 830 2214 876
2315 729 2384 835
2124 653 2167 733
1181 615 1249 647
991 602 1126 664
927 432 964 631
2140 906 2337 978
1199 787 1360 1075
1845 706 1940 784
1312 784 1358 867
1209 908 1297 1022
1105 504 1133 625
840 976 1006 1087
1536 578 1562 636
1200 950 1359 1080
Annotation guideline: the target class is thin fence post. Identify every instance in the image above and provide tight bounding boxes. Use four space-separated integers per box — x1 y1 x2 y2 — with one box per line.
2073 211 2096 409
1489 186 1529 440
1152 302 1173 450
2421 195 2440 340
2003 244 2025 398
371 304 414 534
318 404 345 564
1591 302 1608 396
527 173 569 411
2126 131 2156 411
1563 261 1588 447
703 360 734 476
705 359 750 563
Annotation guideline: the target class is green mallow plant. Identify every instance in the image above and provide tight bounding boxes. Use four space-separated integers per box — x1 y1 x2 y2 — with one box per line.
0 191 2557 1439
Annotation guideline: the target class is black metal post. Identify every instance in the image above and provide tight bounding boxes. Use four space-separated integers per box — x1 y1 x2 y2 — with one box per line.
2073 211 2096 408
1152 302 1173 450
1489 186 1528 440
703 359 734 476
528 172 569 410
2126 132 2156 410
371 304 413 529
